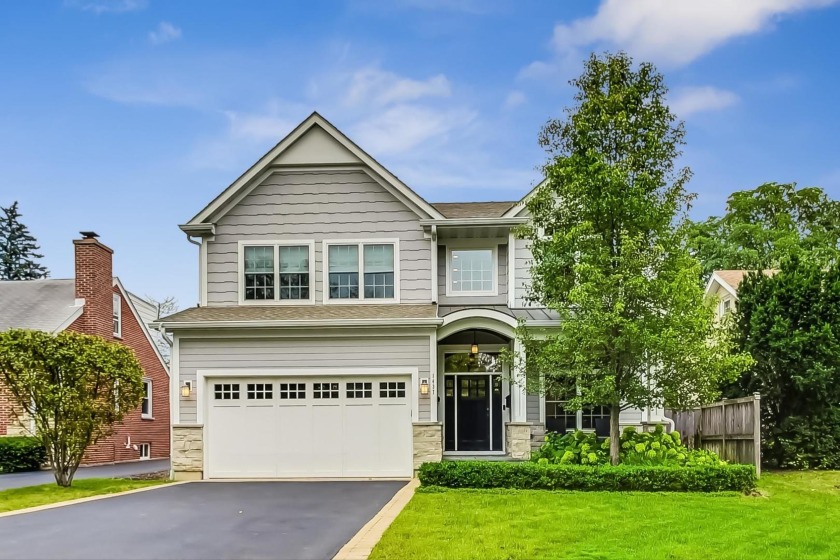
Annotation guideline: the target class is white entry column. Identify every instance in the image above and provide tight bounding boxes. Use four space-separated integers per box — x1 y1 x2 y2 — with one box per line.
511 338 528 422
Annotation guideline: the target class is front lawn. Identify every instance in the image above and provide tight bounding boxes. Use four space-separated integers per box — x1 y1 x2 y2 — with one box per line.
370 471 840 559
0 478 166 513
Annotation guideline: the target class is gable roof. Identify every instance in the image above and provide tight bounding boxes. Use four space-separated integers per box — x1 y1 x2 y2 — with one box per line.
113 279 170 374
184 112 445 229
431 201 517 219
0 279 83 333
705 269 779 300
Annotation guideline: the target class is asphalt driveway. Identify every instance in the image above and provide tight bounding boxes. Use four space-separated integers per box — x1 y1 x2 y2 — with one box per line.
0 480 407 560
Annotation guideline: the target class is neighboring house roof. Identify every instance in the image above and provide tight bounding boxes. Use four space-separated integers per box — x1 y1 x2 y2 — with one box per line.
0 279 83 333
431 202 517 219
156 304 442 328
183 112 446 229
705 269 779 300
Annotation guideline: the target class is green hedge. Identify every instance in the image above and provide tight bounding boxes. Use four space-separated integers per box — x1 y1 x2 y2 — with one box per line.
0 437 46 473
418 461 757 493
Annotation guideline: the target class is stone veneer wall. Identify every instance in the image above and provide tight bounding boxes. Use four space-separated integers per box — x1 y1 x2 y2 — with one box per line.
172 425 203 481
530 422 546 453
413 421 442 472
505 422 532 460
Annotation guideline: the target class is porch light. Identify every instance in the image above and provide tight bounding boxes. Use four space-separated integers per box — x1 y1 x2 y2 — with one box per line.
420 378 430 396
471 331 479 355
180 383 191 398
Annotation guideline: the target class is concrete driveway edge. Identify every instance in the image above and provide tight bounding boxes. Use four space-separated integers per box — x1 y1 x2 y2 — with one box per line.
0 481 189 519
333 478 418 560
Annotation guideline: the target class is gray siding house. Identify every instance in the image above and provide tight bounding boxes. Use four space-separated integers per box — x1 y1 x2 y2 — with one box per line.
160 112 664 480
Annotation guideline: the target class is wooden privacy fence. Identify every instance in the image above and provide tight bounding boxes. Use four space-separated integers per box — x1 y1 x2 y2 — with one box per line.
665 393 762 477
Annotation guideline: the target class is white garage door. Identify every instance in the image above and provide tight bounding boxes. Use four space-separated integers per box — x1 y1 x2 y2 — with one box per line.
207 376 412 478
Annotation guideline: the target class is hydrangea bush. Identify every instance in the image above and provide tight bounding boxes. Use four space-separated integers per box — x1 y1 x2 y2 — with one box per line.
533 425 725 467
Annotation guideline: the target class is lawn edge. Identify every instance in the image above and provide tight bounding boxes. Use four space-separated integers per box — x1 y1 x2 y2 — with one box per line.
333 478 419 560
0 479 189 518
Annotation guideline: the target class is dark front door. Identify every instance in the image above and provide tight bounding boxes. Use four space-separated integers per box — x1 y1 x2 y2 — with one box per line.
456 376 490 451
444 373 505 452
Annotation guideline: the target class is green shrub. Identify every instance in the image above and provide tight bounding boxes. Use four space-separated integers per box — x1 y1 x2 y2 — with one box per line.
533 425 725 467
0 436 46 473
418 461 757 493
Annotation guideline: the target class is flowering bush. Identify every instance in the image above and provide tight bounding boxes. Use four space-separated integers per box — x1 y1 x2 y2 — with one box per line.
532 424 725 467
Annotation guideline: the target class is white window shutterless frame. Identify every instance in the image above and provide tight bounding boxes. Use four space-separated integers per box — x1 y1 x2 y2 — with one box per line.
446 246 498 296
322 239 400 304
238 241 316 305
112 293 122 337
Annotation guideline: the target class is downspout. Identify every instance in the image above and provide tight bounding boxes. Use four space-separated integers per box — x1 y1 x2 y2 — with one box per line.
185 234 203 307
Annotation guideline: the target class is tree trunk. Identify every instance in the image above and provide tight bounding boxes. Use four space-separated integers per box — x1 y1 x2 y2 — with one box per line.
609 402 621 465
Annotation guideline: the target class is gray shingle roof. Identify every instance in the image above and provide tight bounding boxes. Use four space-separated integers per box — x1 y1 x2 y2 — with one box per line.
431 201 517 218
159 304 439 324
0 279 82 333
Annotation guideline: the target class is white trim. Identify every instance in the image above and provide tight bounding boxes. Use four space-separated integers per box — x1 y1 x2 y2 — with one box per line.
195 367 420 426
186 112 445 225
445 245 499 297
430 226 438 303
507 232 515 308
321 238 401 304
112 293 122 338
501 177 548 218
138 443 150 460
112 279 170 375
199 239 208 307
705 272 739 300
437 309 518 341
429 333 438 422
511 338 527 422
170 335 180 475
141 378 153 419
237 240 316 305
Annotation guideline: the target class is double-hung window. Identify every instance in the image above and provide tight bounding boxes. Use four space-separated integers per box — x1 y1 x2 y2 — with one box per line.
241 242 313 303
112 294 122 337
141 379 152 419
326 241 397 301
448 248 495 295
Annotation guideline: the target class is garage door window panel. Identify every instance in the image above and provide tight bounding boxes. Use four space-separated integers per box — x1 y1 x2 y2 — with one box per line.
347 382 372 399
380 381 406 398
247 383 273 400
313 382 340 399
214 383 240 400
279 383 306 399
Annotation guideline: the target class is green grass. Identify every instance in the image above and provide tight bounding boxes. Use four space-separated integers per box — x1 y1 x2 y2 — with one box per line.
371 471 840 560
0 478 167 513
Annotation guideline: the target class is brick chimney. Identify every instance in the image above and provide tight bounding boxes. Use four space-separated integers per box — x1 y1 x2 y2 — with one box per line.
73 232 115 339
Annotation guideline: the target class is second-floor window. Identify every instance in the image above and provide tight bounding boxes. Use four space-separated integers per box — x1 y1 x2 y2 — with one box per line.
449 248 495 295
327 242 396 301
112 293 122 337
242 243 312 302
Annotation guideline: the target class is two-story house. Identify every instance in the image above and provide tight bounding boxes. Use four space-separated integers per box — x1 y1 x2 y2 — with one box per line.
159 112 666 480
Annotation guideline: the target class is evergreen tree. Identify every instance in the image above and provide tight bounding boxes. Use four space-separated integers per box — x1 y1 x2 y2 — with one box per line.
0 201 48 280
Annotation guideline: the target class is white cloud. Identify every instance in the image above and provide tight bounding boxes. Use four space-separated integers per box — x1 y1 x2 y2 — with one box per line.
149 22 182 45
669 86 740 117
64 0 147 14
543 0 839 67
352 104 476 155
504 90 526 109
345 67 451 107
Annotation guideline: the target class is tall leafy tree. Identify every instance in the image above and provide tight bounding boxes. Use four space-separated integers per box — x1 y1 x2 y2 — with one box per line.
0 201 48 280
0 330 144 486
729 260 840 469
687 182 840 279
518 52 751 464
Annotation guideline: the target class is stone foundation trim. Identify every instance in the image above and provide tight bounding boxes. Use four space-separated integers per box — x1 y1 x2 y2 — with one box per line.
505 422 532 460
172 425 203 477
413 421 442 473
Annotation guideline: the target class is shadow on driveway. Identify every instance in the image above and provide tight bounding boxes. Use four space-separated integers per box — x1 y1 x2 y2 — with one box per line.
0 480 406 560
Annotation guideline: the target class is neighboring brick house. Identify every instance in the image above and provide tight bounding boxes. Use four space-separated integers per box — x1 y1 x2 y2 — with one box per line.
0 233 170 464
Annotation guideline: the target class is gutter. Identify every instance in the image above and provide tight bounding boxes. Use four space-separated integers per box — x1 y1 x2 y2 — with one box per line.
419 217 529 227
152 317 444 330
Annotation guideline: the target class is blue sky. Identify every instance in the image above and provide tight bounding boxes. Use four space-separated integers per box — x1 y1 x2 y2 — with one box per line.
2 0 840 309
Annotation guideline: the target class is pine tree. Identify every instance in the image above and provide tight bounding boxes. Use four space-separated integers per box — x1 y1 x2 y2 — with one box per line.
0 201 49 280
